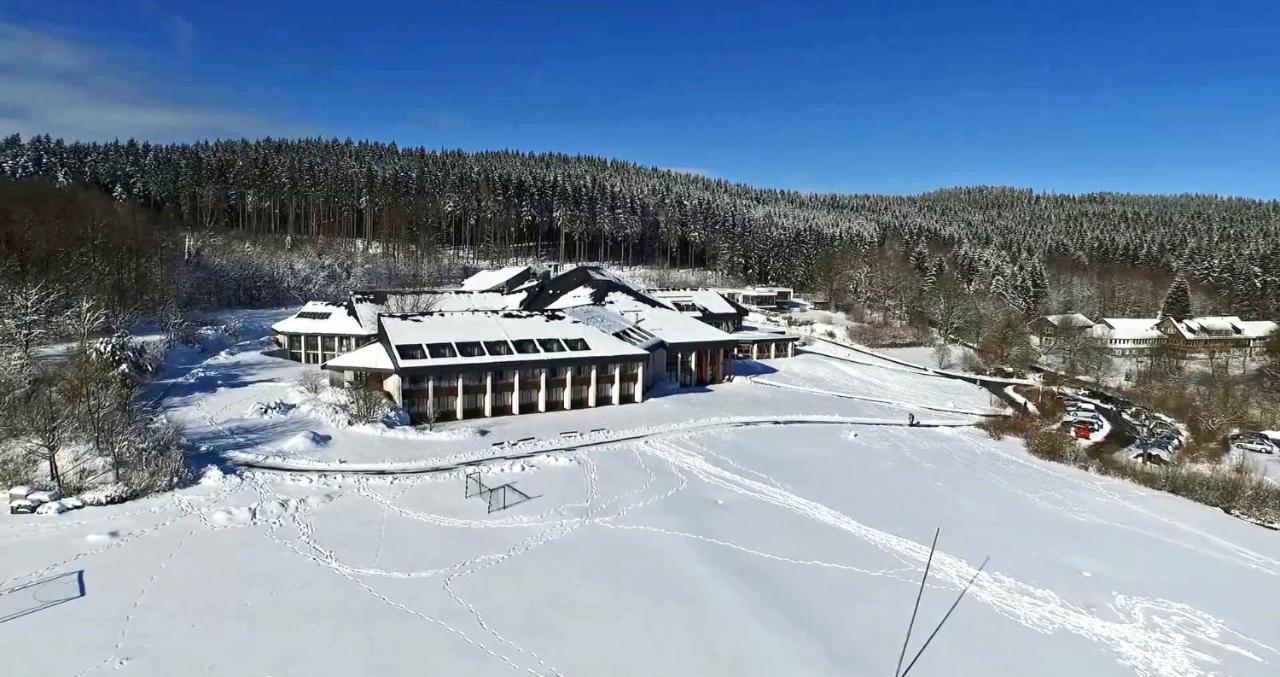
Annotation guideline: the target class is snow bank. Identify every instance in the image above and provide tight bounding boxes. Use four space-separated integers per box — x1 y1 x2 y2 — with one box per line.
77 483 134 506
226 413 979 475
278 431 332 454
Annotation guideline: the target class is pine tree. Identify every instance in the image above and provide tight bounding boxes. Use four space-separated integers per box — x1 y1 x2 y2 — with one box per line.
1160 273 1193 319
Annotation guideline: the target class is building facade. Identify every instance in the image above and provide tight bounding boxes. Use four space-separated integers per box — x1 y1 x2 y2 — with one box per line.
324 311 649 423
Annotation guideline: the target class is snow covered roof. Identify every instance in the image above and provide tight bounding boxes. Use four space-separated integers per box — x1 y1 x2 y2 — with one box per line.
458 266 533 292
524 265 666 311
1091 318 1161 341
561 305 663 351
323 341 394 371
1239 320 1279 338
1040 313 1095 329
1160 316 1275 340
601 293 737 346
378 310 648 370
648 288 746 317
350 289 523 326
271 301 373 336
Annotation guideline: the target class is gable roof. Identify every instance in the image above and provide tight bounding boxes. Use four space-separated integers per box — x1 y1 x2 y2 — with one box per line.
458 266 533 292
350 289 524 327
1162 316 1277 339
648 288 748 318
600 293 737 346
271 301 373 336
323 341 394 371
1091 318 1161 341
1040 313 1095 329
523 266 666 311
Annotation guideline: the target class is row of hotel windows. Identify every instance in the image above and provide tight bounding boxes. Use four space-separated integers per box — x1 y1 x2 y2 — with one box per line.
394 337 591 361
402 363 641 389
403 373 639 417
285 334 374 364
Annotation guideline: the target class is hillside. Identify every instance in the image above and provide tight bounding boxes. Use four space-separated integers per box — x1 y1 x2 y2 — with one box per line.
2 310 1277 676
3 135 1279 314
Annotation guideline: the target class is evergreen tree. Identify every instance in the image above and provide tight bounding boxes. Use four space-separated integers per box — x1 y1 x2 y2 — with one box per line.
1160 273 1193 318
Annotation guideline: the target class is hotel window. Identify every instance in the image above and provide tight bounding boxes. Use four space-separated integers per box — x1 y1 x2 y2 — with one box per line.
538 338 567 353
426 343 457 358
321 336 336 352
484 340 514 355
396 344 427 360
563 338 590 351
456 342 485 357
512 339 540 354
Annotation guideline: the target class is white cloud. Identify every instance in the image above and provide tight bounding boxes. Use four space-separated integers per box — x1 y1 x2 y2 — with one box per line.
0 21 296 142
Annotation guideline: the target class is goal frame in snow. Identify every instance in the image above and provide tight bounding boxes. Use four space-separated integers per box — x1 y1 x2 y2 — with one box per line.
464 468 535 513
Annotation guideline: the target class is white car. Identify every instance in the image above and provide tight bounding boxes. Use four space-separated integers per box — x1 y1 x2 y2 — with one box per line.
1229 433 1277 455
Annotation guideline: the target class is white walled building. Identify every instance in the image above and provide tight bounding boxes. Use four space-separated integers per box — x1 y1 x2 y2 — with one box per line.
278 265 802 422
324 310 649 423
1087 318 1163 356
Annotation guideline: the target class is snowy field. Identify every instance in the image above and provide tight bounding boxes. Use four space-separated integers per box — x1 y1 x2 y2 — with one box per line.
3 309 1279 676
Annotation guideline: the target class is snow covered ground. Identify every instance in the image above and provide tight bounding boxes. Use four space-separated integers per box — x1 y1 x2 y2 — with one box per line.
3 308 1279 676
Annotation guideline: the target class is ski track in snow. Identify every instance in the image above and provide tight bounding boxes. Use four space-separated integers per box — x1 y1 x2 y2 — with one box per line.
12 321 1278 677
637 436 1279 677
943 430 1280 576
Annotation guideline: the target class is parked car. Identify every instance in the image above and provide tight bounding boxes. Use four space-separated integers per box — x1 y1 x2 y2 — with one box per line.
1229 432 1277 455
1072 412 1105 426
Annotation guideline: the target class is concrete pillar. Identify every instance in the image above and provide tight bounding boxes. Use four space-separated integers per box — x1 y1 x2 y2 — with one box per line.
512 370 520 415
787 341 794 357
538 368 547 412
636 363 645 403
751 343 758 359
690 350 698 386
675 350 682 385
613 364 622 405
456 374 464 420
770 342 777 359
588 365 598 407
484 371 493 417
427 376 434 417
564 367 573 410
382 374 403 407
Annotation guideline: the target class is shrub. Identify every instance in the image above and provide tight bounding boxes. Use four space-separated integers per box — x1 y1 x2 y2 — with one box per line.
1025 429 1079 464
348 386 393 425
979 413 1042 440
220 317 244 340
847 322 922 348
299 371 327 396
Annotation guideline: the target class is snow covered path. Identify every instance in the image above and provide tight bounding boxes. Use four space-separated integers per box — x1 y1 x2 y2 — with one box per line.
3 318 1279 676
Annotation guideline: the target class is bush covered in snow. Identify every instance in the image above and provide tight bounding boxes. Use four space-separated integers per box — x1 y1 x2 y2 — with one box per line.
0 340 187 500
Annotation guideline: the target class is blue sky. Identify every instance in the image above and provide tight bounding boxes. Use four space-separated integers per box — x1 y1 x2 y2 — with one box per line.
2 0 1279 197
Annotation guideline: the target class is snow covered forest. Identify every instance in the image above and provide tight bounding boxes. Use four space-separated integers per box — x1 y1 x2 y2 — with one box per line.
3 134 1280 317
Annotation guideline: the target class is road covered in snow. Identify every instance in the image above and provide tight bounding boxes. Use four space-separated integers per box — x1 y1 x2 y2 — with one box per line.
2 313 1279 676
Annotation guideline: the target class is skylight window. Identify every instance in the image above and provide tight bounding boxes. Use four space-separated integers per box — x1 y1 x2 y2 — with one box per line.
426 342 458 358
456 341 486 357
537 338 567 353
297 311 332 320
484 340 514 355
395 344 427 360
512 339 540 354
563 338 590 351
